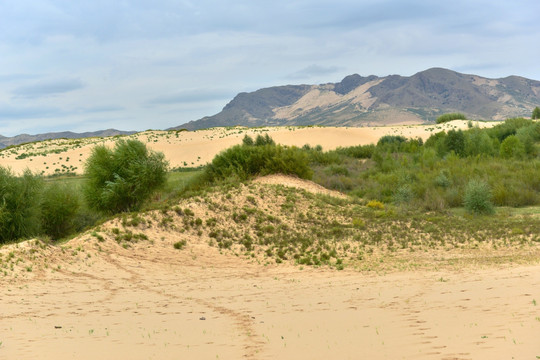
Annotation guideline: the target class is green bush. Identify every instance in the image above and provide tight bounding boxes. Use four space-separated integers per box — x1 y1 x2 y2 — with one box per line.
201 139 312 184
40 183 81 240
436 113 467 124
84 139 168 213
499 135 525 159
0 168 43 243
463 179 494 215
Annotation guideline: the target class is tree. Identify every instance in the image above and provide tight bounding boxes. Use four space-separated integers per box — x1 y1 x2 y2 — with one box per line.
499 135 525 159
532 107 540 120
0 168 42 243
84 139 168 213
444 129 465 157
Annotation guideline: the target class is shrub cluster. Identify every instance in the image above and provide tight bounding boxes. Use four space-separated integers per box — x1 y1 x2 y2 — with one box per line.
311 118 540 212
84 139 168 213
436 112 467 124
199 135 312 184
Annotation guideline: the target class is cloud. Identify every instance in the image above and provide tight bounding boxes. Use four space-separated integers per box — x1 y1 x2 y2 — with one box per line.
146 89 235 106
12 78 84 99
287 65 341 80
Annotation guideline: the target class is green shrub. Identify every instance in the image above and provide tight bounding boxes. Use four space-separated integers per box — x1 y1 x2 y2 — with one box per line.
83 139 168 213
40 183 81 240
436 113 467 124
499 135 525 159
0 168 43 243
201 139 312 184
463 179 494 215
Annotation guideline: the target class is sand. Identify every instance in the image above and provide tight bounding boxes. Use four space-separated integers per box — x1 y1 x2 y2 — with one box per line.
1 230 539 360
1 120 495 176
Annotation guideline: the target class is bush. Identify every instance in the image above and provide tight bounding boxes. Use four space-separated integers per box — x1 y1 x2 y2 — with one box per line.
40 183 81 240
0 168 43 243
436 113 467 124
201 139 312 183
84 139 168 213
463 179 494 215
499 135 525 159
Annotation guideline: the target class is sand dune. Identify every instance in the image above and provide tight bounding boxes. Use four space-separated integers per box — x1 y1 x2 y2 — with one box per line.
1 228 539 359
1 121 495 176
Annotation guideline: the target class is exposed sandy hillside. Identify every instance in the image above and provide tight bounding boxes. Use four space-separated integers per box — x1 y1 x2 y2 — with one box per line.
1 177 539 359
0 120 495 176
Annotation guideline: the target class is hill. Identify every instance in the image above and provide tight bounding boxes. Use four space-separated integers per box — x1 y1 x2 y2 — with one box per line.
172 68 540 130
0 129 136 149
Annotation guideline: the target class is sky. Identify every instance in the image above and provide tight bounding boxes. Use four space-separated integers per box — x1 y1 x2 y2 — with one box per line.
0 0 539 136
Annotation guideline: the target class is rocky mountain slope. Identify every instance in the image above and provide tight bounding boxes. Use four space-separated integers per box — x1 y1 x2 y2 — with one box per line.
172 68 540 130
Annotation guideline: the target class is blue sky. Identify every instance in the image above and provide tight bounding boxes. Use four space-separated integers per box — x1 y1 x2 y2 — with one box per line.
0 0 539 136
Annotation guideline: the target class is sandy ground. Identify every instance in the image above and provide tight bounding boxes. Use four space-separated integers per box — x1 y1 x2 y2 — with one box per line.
1 120 494 176
1 234 539 360
1 176 539 360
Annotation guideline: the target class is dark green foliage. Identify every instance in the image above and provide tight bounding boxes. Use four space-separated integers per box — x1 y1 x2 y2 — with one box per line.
242 135 254 146
84 139 168 213
40 183 81 240
0 168 43 243
200 137 312 184
464 128 495 157
463 179 494 215
499 135 525 159
532 106 540 119
333 144 375 159
444 129 465 157
436 113 467 124
487 117 533 142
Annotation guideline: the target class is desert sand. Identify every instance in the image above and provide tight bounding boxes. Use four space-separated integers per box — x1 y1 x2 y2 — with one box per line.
1 120 495 176
1 176 539 360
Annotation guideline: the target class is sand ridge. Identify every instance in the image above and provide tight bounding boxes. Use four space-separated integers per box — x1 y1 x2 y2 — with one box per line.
0 121 497 176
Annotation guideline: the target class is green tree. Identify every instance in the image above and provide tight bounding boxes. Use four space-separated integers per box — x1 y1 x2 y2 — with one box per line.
0 168 42 243
499 135 525 159
532 106 540 119
84 139 168 213
444 129 465 157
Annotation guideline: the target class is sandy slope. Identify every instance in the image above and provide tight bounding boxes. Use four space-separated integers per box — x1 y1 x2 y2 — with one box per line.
1 176 539 359
1 120 494 176
1 233 539 360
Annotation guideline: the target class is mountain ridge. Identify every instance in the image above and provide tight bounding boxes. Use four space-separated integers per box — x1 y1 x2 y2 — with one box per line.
171 68 540 130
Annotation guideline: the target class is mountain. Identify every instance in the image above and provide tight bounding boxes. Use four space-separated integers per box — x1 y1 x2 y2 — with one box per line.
171 68 540 130
0 129 136 149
